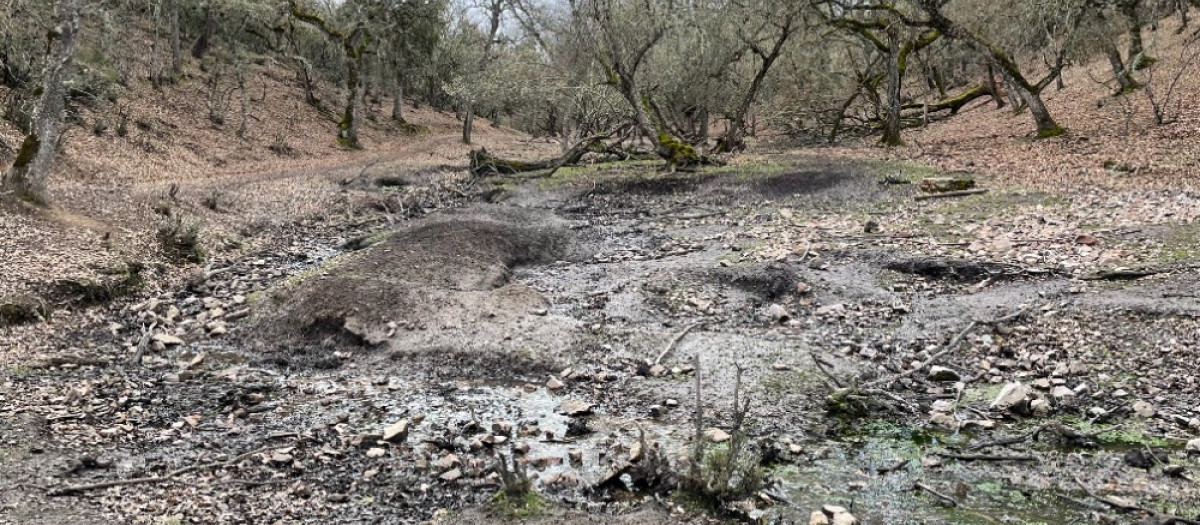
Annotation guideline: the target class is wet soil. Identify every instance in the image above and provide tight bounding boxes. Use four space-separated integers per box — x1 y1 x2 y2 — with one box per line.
3 154 1200 524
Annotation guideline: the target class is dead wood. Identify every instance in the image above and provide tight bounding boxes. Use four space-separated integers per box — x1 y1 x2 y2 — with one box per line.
935 452 1037 462
653 322 701 366
47 444 282 496
914 482 958 507
914 188 990 200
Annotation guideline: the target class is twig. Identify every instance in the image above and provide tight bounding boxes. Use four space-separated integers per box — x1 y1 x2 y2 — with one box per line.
914 482 958 507
47 445 281 496
654 322 701 366
865 305 1031 390
965 424 1049 451
914 188 989 200
809 352 844 389
935 452 1036 462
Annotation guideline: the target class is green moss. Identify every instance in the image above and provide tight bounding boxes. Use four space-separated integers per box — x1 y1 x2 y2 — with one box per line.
1036 125 1066 139
11 134 39 170
657 132 700 166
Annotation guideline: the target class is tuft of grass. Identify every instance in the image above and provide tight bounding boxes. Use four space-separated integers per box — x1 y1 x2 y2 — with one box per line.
488 488 547 520
157 217 204 263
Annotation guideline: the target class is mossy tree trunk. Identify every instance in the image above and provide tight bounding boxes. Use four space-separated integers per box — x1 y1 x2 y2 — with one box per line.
917 2 1067 138
1105 42 1140 93
289 1 370 149
2 0 80 205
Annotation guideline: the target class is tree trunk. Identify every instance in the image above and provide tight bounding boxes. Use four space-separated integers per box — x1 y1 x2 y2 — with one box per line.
462 103 474 144
237 67 249 139
1123 0 1147 67
2 0 80 205
881 27 904 147
698 106 709 145
392 75 404 122
985 63 1006 108
169 0 182 78
339 50 363 148
1105 43 1139 93
1011 81 1062 137
192 7 214 60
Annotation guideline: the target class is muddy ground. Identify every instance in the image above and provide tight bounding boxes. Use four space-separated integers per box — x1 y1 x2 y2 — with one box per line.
3 153 1200 525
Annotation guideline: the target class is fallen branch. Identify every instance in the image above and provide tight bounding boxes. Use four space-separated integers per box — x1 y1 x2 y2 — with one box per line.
914 482 958 507
914 189 990 201
654 322 701 366
935 452 1037 462
864 305 1031 390
1073 475 1200 524
47 445 281 496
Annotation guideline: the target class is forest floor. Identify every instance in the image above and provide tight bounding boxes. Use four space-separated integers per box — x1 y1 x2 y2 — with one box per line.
4 126 1200 524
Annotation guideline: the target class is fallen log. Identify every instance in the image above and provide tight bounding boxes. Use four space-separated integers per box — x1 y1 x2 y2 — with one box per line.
914 188 989 200
469 133 609 177
920 176 977 193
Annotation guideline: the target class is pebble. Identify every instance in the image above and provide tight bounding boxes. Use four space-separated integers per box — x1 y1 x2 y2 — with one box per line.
705 428 731 443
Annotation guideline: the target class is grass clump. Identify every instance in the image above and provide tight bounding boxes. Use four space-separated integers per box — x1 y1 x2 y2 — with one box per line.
489 453 547 520
678 361 766 511
157 217 204 263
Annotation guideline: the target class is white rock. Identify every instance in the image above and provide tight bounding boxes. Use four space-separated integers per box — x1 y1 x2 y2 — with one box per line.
809 511 831 525
1030 399 1051 417
990 382 1030 411
1050 386 1076 404
1132 400 1156 419
383 419 410 443
152 333 184 346
705 428 731 443
1186 438 1200 456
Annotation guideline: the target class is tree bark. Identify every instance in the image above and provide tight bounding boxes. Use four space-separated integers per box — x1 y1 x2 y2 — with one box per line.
1105 42 1139 93
169 0 182 78
720 13 794 152
2 0 80 205
881 25 904 147
392 75 404 122
462 103 474 144
985 63 1005 108
288 2 368 149
192 7 214 59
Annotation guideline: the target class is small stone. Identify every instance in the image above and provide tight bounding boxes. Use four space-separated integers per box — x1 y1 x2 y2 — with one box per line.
1030 399 1051 417
809 511 831 525
920 456 942 468
1132 400 1156 419
705 428 731 443
929 412 957 430
766 304 790 323
558 399 594 416
383 419 410 443
1164 465 1187 478
568 449 583 464
990 382 1030 411
433 454 461 471
665 398 679 407
546 377 565 391
153 334 184 346
1032 378 1052 390
772 363 793 371
927 366 960 382
1187 439 1200 456
649 364 667 377
439 468 462 482
366 447 386 458
1050 386 1076 404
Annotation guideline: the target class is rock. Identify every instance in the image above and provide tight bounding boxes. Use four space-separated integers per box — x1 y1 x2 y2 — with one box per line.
809 511 831 525
568 449 583 464
920 456 942 468
558 399 594 416
1132 400 1156 419
383 419 410 443
772 363 793 371
1029 399 1051 417
990 382 1031 412
821 505 858 525
766 304 790 323
366 447 386 458
648 364 667 377
1164 465 1187 478
439 468 462 482
1032 378 1052 390
153 333 184 346
546 377 565 391
705 428 731 443
1050 386 1076 404
432 454 461 471
665 398 679 407
927 366 960 382
1187 438 1200 456
929 412 958 430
